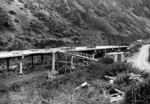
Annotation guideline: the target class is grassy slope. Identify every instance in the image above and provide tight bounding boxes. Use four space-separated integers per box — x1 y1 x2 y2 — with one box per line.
0 0 150 51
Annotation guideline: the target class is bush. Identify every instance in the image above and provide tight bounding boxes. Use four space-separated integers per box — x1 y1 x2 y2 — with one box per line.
124 78 150 104
107 63 128 76
0 61 149 104
0 85 8 93
0 8 14 31
0 94 11 104
0 71 111 104
114 72 130 85
99 57 114 65
8 10 16 15
88 62 110 79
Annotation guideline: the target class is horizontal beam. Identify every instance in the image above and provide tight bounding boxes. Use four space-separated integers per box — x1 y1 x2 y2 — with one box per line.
0 46 128 59
59 51 98 62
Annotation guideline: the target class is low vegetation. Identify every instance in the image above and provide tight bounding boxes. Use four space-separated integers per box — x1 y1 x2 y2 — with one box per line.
0 61 150 104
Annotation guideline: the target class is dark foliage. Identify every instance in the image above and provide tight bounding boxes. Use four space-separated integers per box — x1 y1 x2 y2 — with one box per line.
9 10 16 15
124 78 150 104
99 57 114 65
0 8 14 31
88 62 109 79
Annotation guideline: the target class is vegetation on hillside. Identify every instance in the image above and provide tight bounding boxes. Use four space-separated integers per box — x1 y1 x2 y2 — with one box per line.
0 61 150 104
0 0 150 50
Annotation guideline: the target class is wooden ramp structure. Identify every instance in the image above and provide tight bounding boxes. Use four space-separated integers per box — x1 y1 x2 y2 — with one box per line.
0 45 128 78
56 51 98 74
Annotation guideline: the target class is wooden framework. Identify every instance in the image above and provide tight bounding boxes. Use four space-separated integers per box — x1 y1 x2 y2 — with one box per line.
56 52 90 74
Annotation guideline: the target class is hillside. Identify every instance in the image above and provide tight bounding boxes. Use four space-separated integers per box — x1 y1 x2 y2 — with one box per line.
0 0 150 51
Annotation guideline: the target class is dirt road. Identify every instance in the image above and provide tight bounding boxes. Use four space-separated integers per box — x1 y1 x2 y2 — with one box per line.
129 44 150 72
0 69 49 85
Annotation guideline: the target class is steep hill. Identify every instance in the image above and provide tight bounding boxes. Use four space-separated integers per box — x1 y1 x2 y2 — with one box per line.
0 0 150 51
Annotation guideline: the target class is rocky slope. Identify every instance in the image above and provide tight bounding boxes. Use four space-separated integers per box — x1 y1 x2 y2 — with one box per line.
0 0 150 51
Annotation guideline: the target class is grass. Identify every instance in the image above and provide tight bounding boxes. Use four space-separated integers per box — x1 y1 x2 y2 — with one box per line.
0 70 110 104
0 62 150 104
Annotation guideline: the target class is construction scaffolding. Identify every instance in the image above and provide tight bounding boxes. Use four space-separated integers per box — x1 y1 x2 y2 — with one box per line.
56 51 97 74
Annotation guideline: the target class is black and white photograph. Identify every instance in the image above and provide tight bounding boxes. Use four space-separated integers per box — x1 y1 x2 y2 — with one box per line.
0 0 150 104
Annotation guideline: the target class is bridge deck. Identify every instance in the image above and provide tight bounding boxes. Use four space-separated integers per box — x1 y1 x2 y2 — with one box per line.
0 46 127 59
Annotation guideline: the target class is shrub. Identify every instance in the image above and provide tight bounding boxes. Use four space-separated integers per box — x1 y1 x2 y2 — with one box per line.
0 94 11 104
0 85 8 93
8 82 23 91
99 57 114 65
14 18 19 23
30 22 44 34
124 78 150 104
18 0 23 3
8 10 16 15
114 72 130 85
0 60 149 104
107 63 128 76
88 62 110 79
0 8 14 31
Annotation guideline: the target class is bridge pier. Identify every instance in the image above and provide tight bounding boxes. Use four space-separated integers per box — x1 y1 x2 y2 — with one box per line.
19 56 24 74
114 54 118 62
51 52 58 74
92 50 97 59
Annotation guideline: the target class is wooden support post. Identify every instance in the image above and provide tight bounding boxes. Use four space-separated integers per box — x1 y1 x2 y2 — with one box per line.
19 56 24 74
6 58 9 71
92 50 97 59
71 56 75 70
105 49 107 54
51 52 58 75
52 52 55 72
31 55 34 68
92 54 95 59
41 55 43 68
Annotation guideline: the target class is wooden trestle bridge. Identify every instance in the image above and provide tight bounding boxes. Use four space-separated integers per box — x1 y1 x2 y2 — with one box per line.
0 45 128 78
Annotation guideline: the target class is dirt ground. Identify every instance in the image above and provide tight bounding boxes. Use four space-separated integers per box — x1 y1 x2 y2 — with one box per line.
127 44 150 72
0 68 49 85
